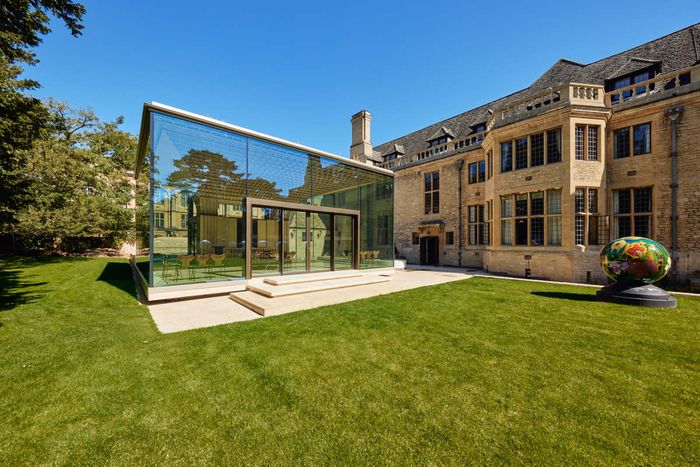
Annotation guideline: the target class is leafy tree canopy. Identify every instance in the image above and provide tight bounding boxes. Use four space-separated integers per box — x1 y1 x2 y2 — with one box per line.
0 0 85 65
13 100 138 250
0 58 49 227
0 0 86 231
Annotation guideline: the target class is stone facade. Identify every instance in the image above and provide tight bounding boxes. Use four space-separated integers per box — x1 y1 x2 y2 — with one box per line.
360 25 700 285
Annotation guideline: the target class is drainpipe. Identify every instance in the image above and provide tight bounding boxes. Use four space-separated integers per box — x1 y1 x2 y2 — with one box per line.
665 105 684 282
455 159 464 267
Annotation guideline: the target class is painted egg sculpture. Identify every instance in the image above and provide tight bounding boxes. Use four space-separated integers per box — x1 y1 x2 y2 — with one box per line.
600 237 672 284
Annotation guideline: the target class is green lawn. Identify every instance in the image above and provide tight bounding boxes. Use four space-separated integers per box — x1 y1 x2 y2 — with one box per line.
1 257 698 464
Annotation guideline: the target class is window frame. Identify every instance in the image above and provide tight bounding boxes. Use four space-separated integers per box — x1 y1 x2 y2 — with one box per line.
500 141 513 173
500 196 513 245
574 124 600 162
530 132 544 167
546 189 562 246
423 171 440 214
530 191 545 246
500 127 562 173
499 190 561 247
575 125 585 160
514 194 529 245
468 162 478 184
587 126 599 161
515 137 528 170
468 205 486 245
633 123 652 156
613 187 653 238
487 150 493 179
574 187 604 246
546 128 562 164
613 123 651 159
154 211 165 229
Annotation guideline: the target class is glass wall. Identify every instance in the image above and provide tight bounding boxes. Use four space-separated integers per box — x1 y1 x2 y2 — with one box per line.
334 215 354 270
357 169 394 268
313 156 359 210
247 138 312 203
143 110 393 287
150 112 247 286
250 207 281 277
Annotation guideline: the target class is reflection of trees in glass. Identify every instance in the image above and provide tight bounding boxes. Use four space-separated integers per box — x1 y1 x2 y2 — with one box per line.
165 149 284 202
247 177 283 201
166 149 243 195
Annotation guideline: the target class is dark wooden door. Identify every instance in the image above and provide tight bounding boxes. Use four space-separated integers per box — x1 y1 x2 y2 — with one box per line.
419 236 439 266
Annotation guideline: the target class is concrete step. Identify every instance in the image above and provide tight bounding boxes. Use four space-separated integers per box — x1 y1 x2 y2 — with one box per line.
229 291 268 316
246 274 391 298
262 269 364 286
230 274 393 316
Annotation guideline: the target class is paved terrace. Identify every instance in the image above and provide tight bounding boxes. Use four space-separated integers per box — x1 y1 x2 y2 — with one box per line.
148 268 472 333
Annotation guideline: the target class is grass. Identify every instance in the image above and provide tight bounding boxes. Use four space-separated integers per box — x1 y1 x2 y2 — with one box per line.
0 257 698 464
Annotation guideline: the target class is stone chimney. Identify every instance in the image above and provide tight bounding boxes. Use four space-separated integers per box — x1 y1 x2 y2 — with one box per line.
350 110 372 164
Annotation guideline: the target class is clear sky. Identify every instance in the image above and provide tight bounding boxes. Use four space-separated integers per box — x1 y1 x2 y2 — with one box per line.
25 0 700 156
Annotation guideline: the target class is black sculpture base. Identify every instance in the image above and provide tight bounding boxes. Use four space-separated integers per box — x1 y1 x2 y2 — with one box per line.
596 281 677 308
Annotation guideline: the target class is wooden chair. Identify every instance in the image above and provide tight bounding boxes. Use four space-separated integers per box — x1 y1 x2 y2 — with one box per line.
210 254 226 274
177 255 196 280
199 254 214 277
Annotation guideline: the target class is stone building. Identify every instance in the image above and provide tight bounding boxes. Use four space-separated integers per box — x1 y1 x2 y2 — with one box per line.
351 23 700 284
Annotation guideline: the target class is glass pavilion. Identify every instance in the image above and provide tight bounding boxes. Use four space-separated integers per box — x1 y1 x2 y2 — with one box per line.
135 103 394 288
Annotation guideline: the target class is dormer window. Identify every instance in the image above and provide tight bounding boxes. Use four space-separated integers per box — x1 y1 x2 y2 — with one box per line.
426 126 455 148
429 137 448 147
606 66 658 104
382 143 404 162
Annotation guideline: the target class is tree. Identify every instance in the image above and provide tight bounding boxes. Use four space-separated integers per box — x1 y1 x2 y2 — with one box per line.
0 0 85 232
0 59 49 229
0 0 85 66
14 100 137 251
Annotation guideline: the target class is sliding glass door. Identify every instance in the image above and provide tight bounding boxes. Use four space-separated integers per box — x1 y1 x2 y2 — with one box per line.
282 210 307 274
250 207 281 278
246 199 358 278
309 212 332 272
333 215 354 270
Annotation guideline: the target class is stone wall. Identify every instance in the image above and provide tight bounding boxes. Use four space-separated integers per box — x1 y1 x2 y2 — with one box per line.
482 249 605 283
391 88 700 285
607 92 700 282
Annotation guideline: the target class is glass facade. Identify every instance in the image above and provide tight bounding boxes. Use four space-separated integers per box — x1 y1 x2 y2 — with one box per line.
136 109 394 287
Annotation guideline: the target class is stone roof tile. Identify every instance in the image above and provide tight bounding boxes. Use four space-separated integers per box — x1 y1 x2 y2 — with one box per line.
374 23 700 159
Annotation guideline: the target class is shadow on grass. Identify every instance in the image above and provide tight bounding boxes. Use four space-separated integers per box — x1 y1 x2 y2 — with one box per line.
97 262 138 299
0 267 49 312
0 256 93 314
530 291 599 302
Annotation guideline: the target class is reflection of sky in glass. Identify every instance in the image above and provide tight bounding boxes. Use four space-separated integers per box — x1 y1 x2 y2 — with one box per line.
150 111 392 203
152 112 247 187
247 137 310 197
152 186 171 204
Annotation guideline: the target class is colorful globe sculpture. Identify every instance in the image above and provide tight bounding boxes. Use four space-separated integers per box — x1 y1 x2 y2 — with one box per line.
600 236 671 284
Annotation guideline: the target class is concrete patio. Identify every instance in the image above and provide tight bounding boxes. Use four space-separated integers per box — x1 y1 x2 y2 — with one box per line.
148 268 472 333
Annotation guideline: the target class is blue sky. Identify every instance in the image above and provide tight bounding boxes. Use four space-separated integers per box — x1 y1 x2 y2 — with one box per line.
26 0 700 156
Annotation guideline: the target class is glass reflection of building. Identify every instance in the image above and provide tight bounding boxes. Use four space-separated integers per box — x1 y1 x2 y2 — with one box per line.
135 104 394 288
